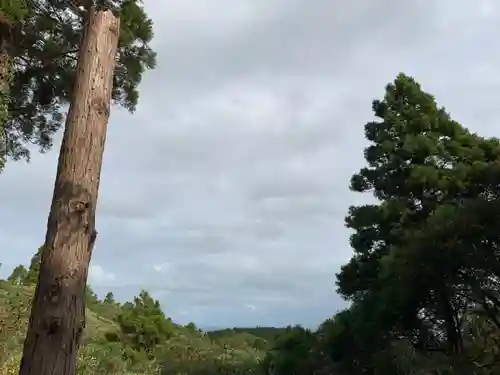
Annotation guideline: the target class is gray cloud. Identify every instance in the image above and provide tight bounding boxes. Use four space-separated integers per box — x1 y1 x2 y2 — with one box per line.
2 0 500 328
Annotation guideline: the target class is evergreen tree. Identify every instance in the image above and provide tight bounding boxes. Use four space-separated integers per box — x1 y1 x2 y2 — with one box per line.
86 284 99 305
336 73 500 368
8 264 27 285
23 245 42 285
103 291 115 304
3 0 156 163
116 290 174 357
262 326 316 375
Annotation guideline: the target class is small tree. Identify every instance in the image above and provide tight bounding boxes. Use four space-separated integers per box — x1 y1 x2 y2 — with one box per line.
103 292 115 304
85 284 99 305
8 265 27 285
116 290 174 357
23 246 42 285
263 326 316 375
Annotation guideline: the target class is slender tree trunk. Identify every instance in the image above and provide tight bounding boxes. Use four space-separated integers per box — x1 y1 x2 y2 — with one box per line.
18 7 120 375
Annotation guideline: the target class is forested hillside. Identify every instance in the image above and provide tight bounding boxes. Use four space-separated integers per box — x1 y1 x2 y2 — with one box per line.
4 73 500 375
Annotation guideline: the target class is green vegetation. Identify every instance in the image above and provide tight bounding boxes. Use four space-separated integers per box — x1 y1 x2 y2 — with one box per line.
0 0 156 165
263 74 500 375
0 275 268 375
1 245 270 375
4 73 500 374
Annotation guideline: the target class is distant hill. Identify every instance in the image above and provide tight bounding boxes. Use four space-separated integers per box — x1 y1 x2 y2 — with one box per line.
208 327 287 342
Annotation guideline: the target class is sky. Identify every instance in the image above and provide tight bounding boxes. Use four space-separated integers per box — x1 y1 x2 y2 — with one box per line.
1 0 500 329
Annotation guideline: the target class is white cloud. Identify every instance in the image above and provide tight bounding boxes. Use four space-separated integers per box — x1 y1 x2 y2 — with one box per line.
153 263 169 273
89 264 116 285
245 304 257 312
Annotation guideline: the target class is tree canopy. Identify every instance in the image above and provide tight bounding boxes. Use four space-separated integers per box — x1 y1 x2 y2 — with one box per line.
116 290 175 358
2 0 156 163
264 74 500 375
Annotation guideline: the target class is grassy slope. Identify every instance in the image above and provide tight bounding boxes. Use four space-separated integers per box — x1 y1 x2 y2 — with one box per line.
0 282 280 347
208 327 287 342
0 281 269 374
0 281 118 340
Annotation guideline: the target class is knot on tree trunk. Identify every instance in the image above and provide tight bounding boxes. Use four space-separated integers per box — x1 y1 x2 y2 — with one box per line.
76 317 86 347
89 229 98 252
91 96 109 117
70 200 90 212
48 277 62 304
42 315 62 335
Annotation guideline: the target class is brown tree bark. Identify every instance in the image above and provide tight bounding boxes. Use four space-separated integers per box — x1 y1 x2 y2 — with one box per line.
18 7 120 375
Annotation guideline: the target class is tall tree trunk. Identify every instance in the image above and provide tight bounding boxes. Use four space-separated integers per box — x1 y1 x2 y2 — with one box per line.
18 7 120 375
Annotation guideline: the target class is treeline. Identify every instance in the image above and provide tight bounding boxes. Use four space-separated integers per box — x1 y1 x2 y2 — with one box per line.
263 74 500 375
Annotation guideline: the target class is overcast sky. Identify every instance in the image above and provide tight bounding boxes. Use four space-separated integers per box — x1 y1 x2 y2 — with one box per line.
1 0 500 329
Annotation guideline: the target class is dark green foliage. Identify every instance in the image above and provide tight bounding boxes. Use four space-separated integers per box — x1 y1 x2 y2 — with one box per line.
5 0 156 161
264 74 500 375
5 245 41 286
86 284 100 305
160 353 263 375
114 290 174 357
262 326 316 375
7 265 27 285
336 73 500 362
0 0 28 23
251 338 266 351
104 292 116 304
23 245 42 284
